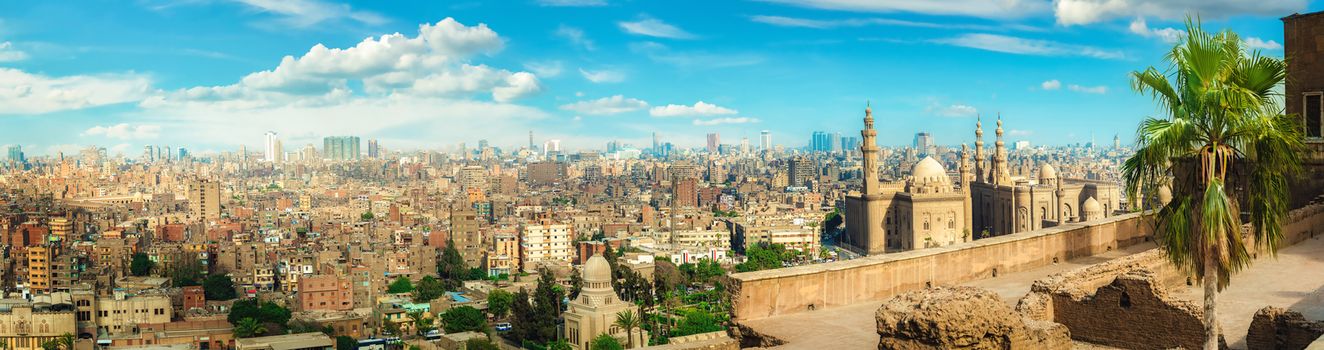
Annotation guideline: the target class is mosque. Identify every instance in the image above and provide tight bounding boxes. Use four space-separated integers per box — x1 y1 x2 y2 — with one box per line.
843 105 1121 256
562 253 647 349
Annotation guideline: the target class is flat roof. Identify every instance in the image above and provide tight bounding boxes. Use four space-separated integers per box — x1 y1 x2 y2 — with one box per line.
235 332 333 350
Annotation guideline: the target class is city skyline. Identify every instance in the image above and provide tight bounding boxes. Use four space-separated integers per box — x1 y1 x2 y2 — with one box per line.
0 0 1315 156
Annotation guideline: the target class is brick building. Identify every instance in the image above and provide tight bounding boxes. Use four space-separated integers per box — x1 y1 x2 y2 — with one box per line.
296 275 353 311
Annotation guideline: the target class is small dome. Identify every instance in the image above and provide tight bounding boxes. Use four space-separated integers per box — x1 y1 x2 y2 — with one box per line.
911 157 949 184
583 253 612 283
1083 197 1102 212
1038 164 1058 181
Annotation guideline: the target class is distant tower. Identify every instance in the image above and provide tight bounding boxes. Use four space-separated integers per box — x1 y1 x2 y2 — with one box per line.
528 130 535 151
760 130 771 151
974 116 986 183
990 116 1012 185
264 131 278 163
861 104 880 196
652 132 659 154
706 133 720 154
1114 134 1121 150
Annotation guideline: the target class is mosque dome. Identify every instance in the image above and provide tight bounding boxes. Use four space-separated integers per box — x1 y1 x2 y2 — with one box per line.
911 157 949 185
1083 197 1102 213
1038 164 1058 181
584 253 612 283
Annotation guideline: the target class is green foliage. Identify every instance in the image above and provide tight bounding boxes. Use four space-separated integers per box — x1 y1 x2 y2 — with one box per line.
335 336 358 350
441 306 487 333
129 253 154 276
227 299 291 326
613 310 641 348
234 318 266 338
486 289 514 319
568 267 583 300
360 211 374 221
406 310 435 335
170 258 205 287
437 238 469 289
711 209 739 218
543 340 572 350
203 274 237 300
386 276 414 294
590 334 623 350
413 276 446 302
464 338 500 350
678 260 725 284
512 270 563 344
671 309 723 337
734 243 798 272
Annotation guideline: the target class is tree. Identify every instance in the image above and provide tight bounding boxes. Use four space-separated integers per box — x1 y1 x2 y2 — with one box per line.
590 334 623 350
203 274 238 300
386 276 414 294
381 317 401 337
544 340 572 350
335 336 358 350
406 310 434 336
170 258 205 287
441 306 487 333
671 309 722 337
1122 18 1301 350
437 238 469 290
613 310 640 349
568 267 583 300
228 299 291 328
130 253 154 276
413 276 446 303
54 333 73 350
234 318 266 338
464 338 500 350
360 211 374 221
529 270 563 343
510 288 535 343
486 289 514 319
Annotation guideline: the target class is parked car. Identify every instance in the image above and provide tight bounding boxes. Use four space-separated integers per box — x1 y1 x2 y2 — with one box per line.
495 322 513 332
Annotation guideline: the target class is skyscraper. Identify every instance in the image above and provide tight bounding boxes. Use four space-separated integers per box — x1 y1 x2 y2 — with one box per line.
706 133 720 154
264 131 279 162
323 136 361 161
367 139 379 158
914 132 934 156
760 130 771 151
6 145 24 164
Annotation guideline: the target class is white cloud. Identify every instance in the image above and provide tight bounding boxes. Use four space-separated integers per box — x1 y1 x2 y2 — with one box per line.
1068 84 1108 94
82 123 162 140
536 0 606 6
1244 37 1283 50
1128 18 1184 43
628 42 763 69
692 117 760 126
1041 79 1061 90
555 25 595 51
524 61 564 78
618 17 696 39
757 0 1050 19
0 41 27 62
145 18 539 109
227 0 386 27
0 68 152 115
1054 0 1307 26
579 68 625 83
926 103 979 117
934 33 1123 59
559 95 648 115
649 101 738 117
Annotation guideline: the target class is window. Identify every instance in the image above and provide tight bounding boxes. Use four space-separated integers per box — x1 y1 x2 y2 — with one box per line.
1308 93 1322 138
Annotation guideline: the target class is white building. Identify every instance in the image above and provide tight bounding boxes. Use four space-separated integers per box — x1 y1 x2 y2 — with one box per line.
519 222 572 272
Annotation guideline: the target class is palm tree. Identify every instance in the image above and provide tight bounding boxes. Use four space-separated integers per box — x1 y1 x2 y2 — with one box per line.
614 310 641 349
57 333 74 350
1123 18 1302 350
406 310 433 336
234 317 267 338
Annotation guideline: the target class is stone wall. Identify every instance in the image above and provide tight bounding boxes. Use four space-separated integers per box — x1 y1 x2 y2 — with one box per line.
727 212 1150 321
1245 307 1324 350
875 287 1072 350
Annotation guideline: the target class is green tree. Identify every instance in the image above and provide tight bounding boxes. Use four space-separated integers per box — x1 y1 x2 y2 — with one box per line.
464 338 500 350
413 276 446 303
130 253 154 276
406 310 434 336
441 306 487 333
380 317 401 337
486 289 514 319
360 211 374 221
170 258 205 287
544 340 572 350
509 288 535 343
437 238 469 290
234 318 266 338
568 267 583 300
529 270 563 343
386 276 414 294
613 310 640 349
671 309 722 337
734 243 790 272
590 334 623 350
1122 19 1302 350
203 274 237 300
54 333 74 350
335 336 358 350
228 299 291 327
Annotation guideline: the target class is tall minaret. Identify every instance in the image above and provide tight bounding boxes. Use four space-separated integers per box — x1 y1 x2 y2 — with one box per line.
991 115 1012 185
974 116 986 183
861 103 880 196
958 144 972 187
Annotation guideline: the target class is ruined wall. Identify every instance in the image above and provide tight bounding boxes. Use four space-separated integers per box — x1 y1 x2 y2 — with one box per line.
1246 307 1324 350
876 287 1072 350
1049 271 1213 350
727 212 1150 321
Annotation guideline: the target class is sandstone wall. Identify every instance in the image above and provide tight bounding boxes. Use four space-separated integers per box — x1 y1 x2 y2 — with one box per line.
728 212 1150 321
1246 307 1324 350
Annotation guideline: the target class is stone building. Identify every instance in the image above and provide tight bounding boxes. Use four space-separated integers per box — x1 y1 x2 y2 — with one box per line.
95 291 173 336
842 105 888 255
967 118 1121 236
297 274 353 311
1283 10 1324 202
868 157 970 251
562 253 645 349
0 297 77 350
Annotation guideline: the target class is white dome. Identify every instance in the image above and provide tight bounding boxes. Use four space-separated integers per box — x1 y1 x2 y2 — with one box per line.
911 157 949 184
1038 164 1058 181
584 253 612 283
1083 197 1102 213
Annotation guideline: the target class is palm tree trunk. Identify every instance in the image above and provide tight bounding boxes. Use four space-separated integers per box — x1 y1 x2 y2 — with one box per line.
1203 253 1219 350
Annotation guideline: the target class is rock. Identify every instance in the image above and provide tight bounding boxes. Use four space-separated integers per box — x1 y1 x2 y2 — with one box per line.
875 286 1071 350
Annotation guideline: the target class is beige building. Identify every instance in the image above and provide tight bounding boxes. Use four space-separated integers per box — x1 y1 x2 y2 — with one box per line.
519 222 571 272
562 254 644 349
0 298 77 350
95 291 173 336
188 179 221 223
235 332 333 350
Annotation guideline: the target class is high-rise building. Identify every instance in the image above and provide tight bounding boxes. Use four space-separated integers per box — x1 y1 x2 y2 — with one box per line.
760 130 772 151
6 145 24 164
914 132 934 156
188 179 221 222
652 132 659 154
673 177 698 208
322 136 361 161
706 133 720 153
264 131 279 162
543 139 561 157
367 139 379 159
1114 134 1121 149
519 221 572 272
788 156 816 187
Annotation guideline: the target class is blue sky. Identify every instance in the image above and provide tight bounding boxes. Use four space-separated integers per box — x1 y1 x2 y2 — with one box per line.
0 0 1316 156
